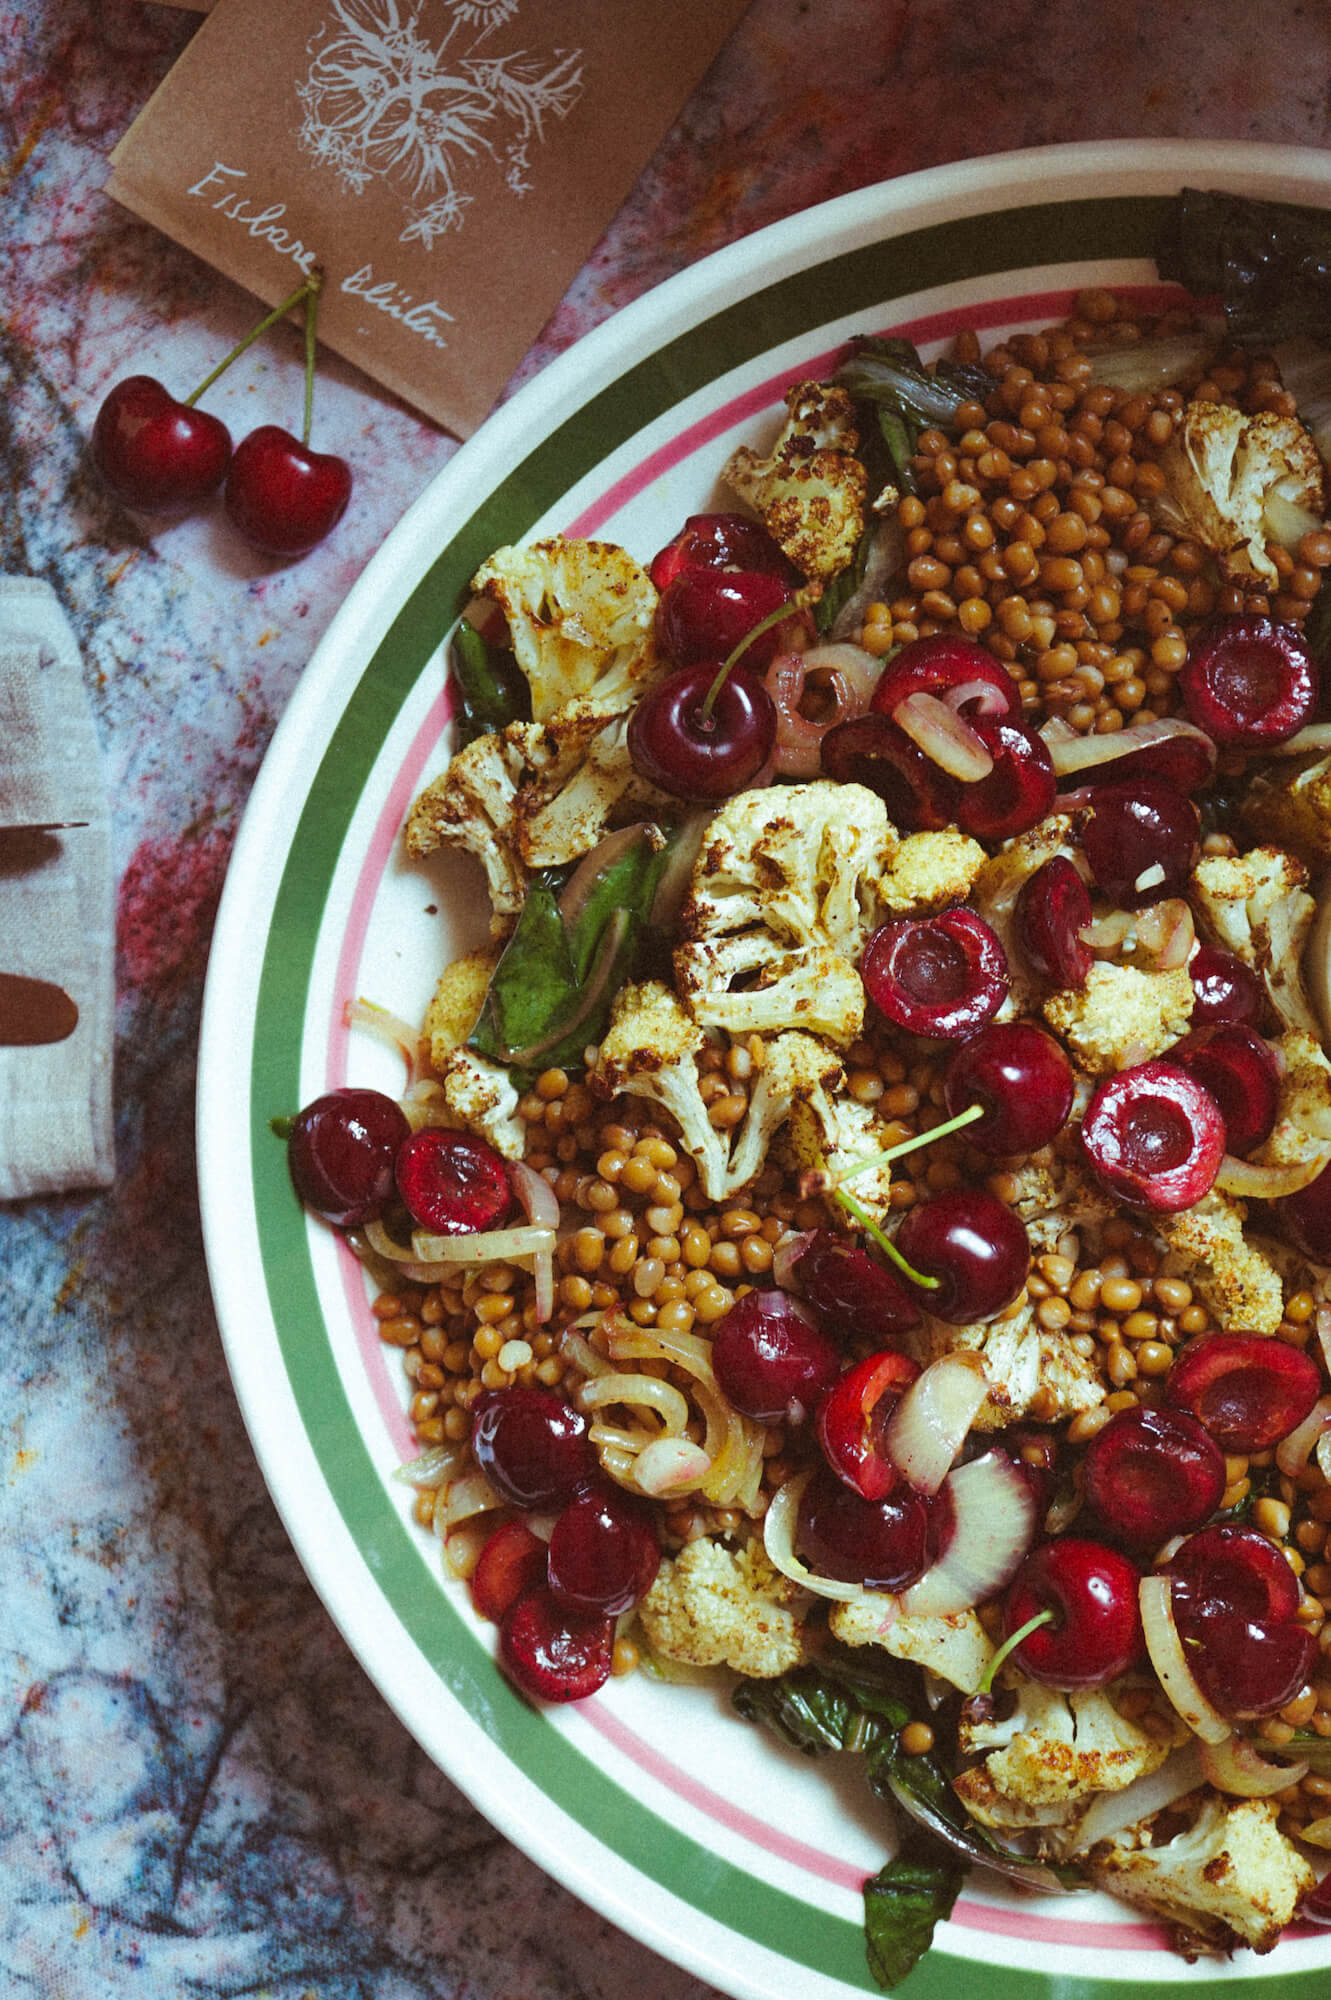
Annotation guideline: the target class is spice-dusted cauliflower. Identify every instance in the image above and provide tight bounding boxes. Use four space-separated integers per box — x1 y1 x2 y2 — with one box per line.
953 1675 1171 1831
674 934 866 1045
682 780 891 955
470 537 660 724
878 828 989 914
1087 1796 1314 1955
638 1535 812 1677
1155 401 1326 588
783 1083 895 1228
435 1046 526 1160
913 1297 1105 1428
1191 845 1321 1037
406 727 529 924
722 382 868 585
1155 1189 1285 1334
1254 1028 1331 1169
1041 960 1195 1075
829 1596 994 1694
592 981 844 1202
423 946 500 1072
1241 750 1331 869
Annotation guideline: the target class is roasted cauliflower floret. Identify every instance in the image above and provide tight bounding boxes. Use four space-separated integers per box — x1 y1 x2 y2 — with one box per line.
1241 751 1331 869
1087 1795 1314 1955
783 1085 895 1228
878 828 988 914
638 1536 811 1677
722 382 868 585
1156 401 1326 587
406 728 528 926
1191 845 1320 1036
470 537 659 724
435 1046 526 1160
1254 1028 1331 1168
913 1298 1104 1428
682 780 892 954
593 982 843 1202
829 1597 993 1694
674 933 865 1045
1155 1189 1285 1334
423 946 500 1073
1041 961 1194 1075
953 1675 1170 1831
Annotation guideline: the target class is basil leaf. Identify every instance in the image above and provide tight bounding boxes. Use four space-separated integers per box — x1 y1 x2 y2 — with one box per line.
449 619 531 746
863 1851 964 1990
468 881 580 1069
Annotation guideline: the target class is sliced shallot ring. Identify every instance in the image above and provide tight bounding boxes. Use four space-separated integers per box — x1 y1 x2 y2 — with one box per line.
1134 898 1195 970
578 1371 691 1436
1139 1573 1232 1743
443 1471 505 1531
885 1350 989 1496
408 1222 557 1265
1079 909 1134 955
1276 1393 1331 1477
943 676 1011 717
1044 717 1216 777
1216 1150 1331 1200
1074 1739 1205 1850
763 1470 866 1602
772 1228 816 1292
1263 722 1331 756
898 1451 1037 1615
1200 1731 1309 1797
892 691 995 780
633 1436 713 1497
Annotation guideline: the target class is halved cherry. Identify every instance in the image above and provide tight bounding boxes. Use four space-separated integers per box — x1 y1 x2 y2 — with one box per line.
1057 725 1218 794
1169 1024 1280 1156
1081 783 1199 908
395 1126 513 1236
861 907 1009 1039
1080 1404 1225 1551
794 1230 922 1340
1185 1604 1317 1720
816 1350 921 1501
1165 1331 1322 1451
1002 1538 1145 1689
1079 1061 1226 1213
1165 1523 1303 1631
470 1519 549 1624
498 1585 614 1704
1179 614 1318 747
1188 945 1266 1029
1014 855 1093 989
954 716 1057 841
547 1485 660 1616
820 711 961 829
648 512 797 592
868 633 1019 719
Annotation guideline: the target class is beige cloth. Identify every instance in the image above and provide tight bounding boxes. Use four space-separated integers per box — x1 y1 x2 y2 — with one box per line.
0 579 114 1196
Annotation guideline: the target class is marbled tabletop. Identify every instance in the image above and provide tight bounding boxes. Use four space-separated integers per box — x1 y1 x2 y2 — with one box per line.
3 2 1330 1996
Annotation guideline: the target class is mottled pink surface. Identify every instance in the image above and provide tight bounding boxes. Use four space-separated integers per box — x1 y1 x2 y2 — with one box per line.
2 2 1329 1997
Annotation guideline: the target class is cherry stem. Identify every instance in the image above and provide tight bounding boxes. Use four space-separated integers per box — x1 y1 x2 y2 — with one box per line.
978 1608 1054 1693
301 271 323 447
808 1102 986 1194
831 1185 939 1291
184 271 323 410
700 600 792 720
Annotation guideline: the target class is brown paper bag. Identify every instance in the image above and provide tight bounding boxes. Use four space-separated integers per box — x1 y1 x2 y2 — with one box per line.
108 0 749 435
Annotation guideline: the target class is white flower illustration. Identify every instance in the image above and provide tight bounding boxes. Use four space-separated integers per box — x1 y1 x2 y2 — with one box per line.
297 0 582 247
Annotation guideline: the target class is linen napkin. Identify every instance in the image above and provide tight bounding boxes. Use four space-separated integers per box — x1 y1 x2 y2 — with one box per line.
0 579 114 1197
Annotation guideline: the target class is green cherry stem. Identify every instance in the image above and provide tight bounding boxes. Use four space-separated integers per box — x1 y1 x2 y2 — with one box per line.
700 599 792 721
978 1608 1054 1694
183 271 322 410
822 1101 986 1190
832 1185 940 1291
301 271 323 447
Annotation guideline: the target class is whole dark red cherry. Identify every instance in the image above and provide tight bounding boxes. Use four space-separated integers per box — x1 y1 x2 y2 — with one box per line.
91 375 232 511
469 1386 596 1511
1179 614 1318 747
819 712 961 829
1081 783 1199 908
1002 1538 1144 1689
224 424 352 557
1079 1060 1225 1212
1014 855 1092 989
547 1486 660 1616
893 1187 1031 1324
395 1126 513 1236
1164 1331 1322 1452
954 716 1057 842
1188 944 1265 1028
499 1585 614 1704
287 1086 410 1225
648 512 795 592
815 1349 921 1501
861 908 1008 1039
1169 1024 1280 1156
1184 1603 1317 1720
710 1288 842 1423
868 633 1019 719
1276 1158 1331 1261
943 1020 1075 1155
795 1460 932 1589
1166 1523 1303 1631
654 567 795 672
627 660 776 801
1080 1404 1225 1550
794 1230 921 1341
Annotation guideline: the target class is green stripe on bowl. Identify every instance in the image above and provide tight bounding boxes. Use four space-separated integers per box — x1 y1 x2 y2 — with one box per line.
246 188 1330 1999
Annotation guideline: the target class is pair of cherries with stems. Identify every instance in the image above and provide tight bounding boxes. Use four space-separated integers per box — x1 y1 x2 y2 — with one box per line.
90 270 352 560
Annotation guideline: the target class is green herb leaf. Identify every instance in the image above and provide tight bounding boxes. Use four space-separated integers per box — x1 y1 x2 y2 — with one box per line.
468 880 582 1070
863 1852 964 1990
815 518 876 631
1156 187 1331 345
448 619 531 746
